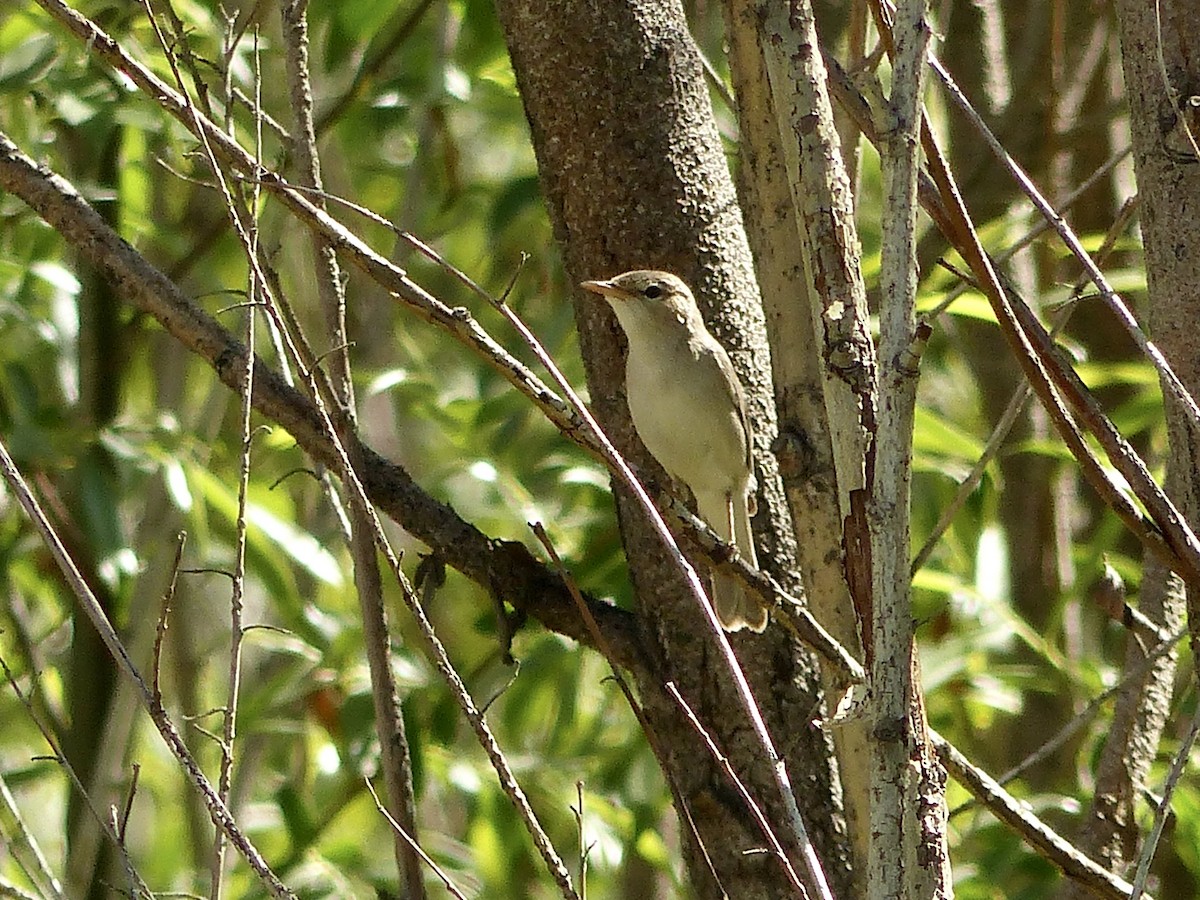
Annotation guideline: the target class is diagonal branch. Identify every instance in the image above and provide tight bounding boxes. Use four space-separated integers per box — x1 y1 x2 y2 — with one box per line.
926 52 1200 433
30 0 866 684
827 21 1200 587
933 731 1147 900
35 0 591 457
0 439 295 899
0 130 646 675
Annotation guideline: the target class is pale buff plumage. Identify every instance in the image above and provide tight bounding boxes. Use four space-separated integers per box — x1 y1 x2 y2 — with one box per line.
581 271 767 632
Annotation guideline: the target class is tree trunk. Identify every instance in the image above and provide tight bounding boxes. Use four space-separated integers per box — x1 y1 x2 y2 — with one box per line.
495 0 853 895
723 0 872 881
1059 1 1200 890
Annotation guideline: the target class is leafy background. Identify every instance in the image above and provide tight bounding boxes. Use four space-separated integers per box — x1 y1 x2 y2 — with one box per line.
0 1 1195 897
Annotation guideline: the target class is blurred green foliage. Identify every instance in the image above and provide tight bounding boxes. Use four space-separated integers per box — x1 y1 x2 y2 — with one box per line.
0 0 1195 898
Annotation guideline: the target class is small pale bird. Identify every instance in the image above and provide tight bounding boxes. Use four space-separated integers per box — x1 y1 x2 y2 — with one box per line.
581 270 768 632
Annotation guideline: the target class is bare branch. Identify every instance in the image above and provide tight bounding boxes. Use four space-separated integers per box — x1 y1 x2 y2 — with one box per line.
529 522 725 892
365 779 466 900
933 731 1146 900
927 54 1200 433
0 130 644 671
0 442 296 899
868 0 950 895
1129 701 1200 898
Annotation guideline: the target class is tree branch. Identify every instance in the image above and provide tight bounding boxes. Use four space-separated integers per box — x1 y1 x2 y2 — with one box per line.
932 731 1147 900
0 130 647 675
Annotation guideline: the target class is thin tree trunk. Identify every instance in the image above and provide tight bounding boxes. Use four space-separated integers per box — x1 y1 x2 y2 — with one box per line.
723 0 872 883
1059 0 1200 889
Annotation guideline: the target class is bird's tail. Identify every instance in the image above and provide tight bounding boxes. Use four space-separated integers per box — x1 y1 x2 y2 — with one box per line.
699 489 768 633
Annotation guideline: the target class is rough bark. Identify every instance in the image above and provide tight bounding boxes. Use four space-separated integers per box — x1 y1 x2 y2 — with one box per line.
494 0 852 895
722 0 871 881
871 3 948 895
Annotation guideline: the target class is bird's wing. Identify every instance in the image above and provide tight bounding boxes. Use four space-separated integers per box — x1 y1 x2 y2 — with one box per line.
699 337 753 471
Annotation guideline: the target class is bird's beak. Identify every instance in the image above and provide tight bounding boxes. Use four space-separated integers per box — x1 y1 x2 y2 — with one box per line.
580 279 627 301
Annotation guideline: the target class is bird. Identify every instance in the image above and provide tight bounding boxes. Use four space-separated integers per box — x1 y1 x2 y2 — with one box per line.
580 270 768 632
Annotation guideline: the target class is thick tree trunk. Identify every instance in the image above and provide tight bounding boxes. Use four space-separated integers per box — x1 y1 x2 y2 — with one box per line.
495 0 852 895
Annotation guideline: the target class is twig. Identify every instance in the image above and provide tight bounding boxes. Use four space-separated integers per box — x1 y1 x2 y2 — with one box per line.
666 683 808 896
832 7 1200 587
529 523 727 893
279 0 427 892
3 21 607 884
115 763 140 844
152 532 187 703
364 779 466 900
932 730 1146 900
890 28 1200 585
1129 701 1200 899
150 0 216 122
914 67 1200 587
0 654 151 898
949 625 1186 818
111 763 142 898
0 437 295 898
572 782 591 900
152 156 580 897
144 19 427 888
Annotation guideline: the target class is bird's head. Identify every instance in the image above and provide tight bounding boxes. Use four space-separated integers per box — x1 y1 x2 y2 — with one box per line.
580 270 703 336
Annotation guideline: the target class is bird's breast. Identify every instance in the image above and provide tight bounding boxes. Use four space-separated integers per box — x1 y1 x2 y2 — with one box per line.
623 343 749 496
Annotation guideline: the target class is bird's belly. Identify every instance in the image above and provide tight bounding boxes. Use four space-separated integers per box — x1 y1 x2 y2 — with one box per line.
624 366 745 496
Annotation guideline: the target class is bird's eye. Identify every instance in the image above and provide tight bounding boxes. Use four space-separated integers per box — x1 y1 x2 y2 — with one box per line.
643 284 663 299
